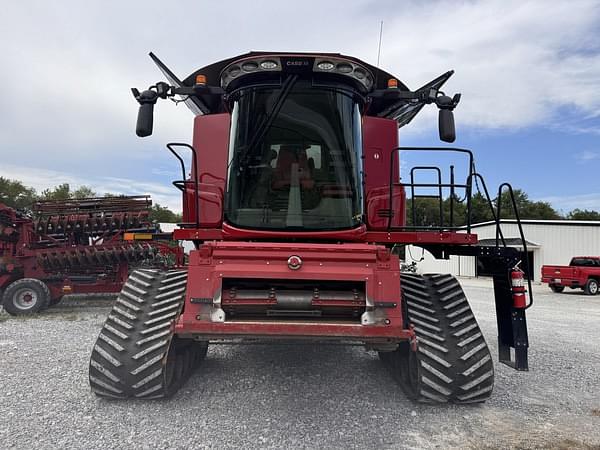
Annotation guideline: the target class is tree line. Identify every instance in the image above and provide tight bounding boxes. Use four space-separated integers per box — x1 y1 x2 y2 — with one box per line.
0 177 182 223
2 176 599 225
407 189 600 227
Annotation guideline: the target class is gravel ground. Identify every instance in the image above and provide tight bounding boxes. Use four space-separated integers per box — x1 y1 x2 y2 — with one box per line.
0 280 599 449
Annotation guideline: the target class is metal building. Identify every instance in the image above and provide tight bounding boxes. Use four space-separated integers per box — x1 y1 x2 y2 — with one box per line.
406 220 600 281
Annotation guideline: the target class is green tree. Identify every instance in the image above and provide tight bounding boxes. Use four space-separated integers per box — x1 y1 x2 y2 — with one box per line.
495 189 561 220
40 183 72 201
40 183 97 201
566 208 600 220
406 189 562 228
406 197 443 227
0 177 37 209
469 192 496 224
148 204 182 223
72 185 96 199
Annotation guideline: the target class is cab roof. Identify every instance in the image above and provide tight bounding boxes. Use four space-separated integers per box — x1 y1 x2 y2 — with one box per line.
182 51 410 91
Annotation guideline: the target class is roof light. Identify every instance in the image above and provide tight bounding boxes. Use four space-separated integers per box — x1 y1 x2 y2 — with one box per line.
228 65 241 77
195 74 207 85
260 60 278 69
337 63 353 73
317 61 335 70
353 68 366 80
387 78 398 89
242 61 259 72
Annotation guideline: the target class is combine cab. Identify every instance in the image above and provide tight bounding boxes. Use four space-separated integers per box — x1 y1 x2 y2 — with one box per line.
88 52 532 403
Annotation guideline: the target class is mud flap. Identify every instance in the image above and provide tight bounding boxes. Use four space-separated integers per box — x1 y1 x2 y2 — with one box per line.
476 246 529 370
492 270 529 370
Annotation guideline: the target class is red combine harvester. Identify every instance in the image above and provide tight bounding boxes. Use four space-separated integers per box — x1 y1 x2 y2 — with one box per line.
0 196 179 315
88 52 533 403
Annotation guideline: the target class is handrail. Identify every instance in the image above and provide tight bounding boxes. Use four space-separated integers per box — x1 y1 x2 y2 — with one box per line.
468 172 506 247
496 183 534 310
384 147 533 310
166 143 200 229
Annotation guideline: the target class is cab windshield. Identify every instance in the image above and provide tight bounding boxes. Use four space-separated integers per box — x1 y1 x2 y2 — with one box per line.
225 80 363 231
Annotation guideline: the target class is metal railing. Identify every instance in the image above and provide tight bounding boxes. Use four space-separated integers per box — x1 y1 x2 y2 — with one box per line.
386 146 533 309
166 142 199 228
387 147 474 232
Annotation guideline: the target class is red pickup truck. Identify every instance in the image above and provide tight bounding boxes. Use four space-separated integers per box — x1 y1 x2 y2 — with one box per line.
541 256 600 295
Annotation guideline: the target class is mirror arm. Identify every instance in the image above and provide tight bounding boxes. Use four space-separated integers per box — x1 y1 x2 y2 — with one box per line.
434 92 461 111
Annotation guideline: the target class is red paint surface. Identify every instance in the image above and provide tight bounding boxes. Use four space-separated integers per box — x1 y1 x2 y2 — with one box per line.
362 116 405 230
183 113 230 227
541 257 600 288
176 241 410 340
172 227 478 245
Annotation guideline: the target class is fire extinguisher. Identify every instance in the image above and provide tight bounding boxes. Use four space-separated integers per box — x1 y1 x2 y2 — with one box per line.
510 269 527 309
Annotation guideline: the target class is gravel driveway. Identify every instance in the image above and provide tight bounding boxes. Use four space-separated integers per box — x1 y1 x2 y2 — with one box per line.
0 279 599 449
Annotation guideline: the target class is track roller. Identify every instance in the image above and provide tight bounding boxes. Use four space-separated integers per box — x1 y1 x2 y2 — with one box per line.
380 273 494 404
89 269 207 399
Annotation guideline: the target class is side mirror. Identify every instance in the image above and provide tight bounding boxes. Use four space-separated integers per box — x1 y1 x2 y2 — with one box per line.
132 87 165 137
439 109 456 143
136 102 155 137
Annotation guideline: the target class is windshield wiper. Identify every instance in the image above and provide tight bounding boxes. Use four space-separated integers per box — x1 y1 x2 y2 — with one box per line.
233 74 299 169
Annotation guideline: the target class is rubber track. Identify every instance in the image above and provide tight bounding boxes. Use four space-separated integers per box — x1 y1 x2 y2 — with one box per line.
388 274 494 404
89 269 207 399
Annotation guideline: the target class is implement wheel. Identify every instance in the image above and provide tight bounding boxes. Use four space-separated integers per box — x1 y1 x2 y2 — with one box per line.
89 269 208 399
381 274 494 404
2 278 51 315
549 284 564 293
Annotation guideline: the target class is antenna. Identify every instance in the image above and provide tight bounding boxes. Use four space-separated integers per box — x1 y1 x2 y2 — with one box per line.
376 20 384 67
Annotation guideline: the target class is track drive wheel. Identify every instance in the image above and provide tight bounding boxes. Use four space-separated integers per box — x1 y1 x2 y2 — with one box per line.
89 269 208 399
1 278 51 315
549 284 565 293
381 274 494 404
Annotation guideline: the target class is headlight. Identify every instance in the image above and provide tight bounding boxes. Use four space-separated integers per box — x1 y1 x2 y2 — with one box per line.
260 60 278 69
317 61 335 70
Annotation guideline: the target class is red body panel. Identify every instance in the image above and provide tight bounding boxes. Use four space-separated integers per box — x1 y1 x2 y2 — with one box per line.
175 241 411 342
173 227 478 245
182 114 230 227
362 117 405 230
541 258 600 288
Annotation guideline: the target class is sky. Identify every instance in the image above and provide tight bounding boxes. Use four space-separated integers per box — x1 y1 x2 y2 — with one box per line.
1 0 599 214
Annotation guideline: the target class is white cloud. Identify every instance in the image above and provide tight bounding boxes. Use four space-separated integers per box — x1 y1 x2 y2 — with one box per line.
363 0 600 135
0 0 599 206
537 192 600 212
1 1 599 141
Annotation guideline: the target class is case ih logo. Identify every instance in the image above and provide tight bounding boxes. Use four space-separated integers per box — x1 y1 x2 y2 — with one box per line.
285 60 309 67
287 255 303 270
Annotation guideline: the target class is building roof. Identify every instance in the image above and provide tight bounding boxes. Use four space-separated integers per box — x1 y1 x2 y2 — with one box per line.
470 219 600 228
478 238 540 248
